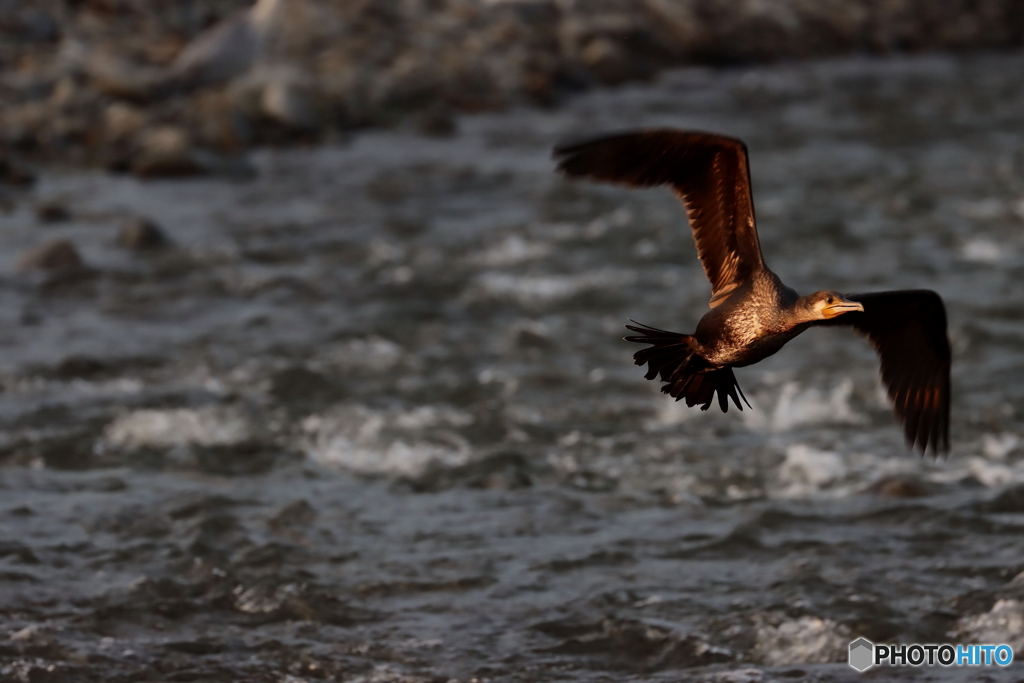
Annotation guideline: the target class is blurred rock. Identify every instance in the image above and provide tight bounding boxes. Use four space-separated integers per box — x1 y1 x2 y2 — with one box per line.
131 126 206 178
20 9 59 43
579 37 648 86
641 0 700 47
127 126 254 179
15 238 84 272
414 104 458 138
186 88 254 152
131 149 204 179
170 0 286 89
53 356 107 379
269 365 346 409
260 73 320 130
34 200 71 223
866 475 932 498
194 150 258 180
84 49 169 101
171 21 260 89
956 599 1024 652
2 0 1024 166
982 483 1024 513
103 103 147 143
0 158 36 187
267 499 317 531
117 217 170 250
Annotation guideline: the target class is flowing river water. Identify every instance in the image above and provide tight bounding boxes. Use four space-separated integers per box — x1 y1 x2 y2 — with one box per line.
2 52 1024 682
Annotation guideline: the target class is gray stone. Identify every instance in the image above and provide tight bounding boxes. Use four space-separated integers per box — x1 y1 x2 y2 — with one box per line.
0 158 35 187
118 217 170 250
34 200 71 223
15 238 84 272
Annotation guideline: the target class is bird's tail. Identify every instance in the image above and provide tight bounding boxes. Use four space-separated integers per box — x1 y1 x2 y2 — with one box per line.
667 367 750 412
624 320 751 413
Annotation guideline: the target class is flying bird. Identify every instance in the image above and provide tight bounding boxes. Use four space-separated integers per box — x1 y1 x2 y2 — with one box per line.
553 129 950 454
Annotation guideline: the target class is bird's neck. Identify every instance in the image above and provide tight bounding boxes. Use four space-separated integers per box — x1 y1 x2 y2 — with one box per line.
780 294 817 326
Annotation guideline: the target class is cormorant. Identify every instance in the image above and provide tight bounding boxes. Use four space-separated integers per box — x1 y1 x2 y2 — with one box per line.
554 129 950 454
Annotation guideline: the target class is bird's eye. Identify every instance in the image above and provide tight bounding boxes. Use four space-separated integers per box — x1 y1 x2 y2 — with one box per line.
826 297 834 304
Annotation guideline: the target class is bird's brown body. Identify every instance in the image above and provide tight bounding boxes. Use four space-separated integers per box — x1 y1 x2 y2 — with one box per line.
554 129 951 454
693 270 803 367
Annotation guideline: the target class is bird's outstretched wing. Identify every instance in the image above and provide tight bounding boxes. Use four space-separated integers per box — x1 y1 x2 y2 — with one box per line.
813 290 951 455
554 129 764 307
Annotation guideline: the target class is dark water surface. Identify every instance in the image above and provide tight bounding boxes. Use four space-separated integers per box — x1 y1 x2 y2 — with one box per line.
3 53 1024 682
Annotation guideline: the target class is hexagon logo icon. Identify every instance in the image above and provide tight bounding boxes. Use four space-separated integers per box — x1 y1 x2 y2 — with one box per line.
849 638 874 672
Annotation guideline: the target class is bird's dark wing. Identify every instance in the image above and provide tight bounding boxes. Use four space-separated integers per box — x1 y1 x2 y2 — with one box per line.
554 129 764 307
813 290 951 455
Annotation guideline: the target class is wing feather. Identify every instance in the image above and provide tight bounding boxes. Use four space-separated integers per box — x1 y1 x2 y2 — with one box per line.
554 129 764 307
814 290 951 455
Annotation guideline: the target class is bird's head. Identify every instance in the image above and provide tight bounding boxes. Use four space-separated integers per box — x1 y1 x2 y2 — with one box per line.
799 290 865 321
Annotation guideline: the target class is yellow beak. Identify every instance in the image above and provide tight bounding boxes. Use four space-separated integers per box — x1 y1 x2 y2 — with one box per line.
822 299 865 318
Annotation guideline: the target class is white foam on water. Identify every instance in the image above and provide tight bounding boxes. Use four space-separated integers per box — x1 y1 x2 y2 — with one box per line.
961 238 1004 263
302 405 471 477
743 378 865 432
365 239 406 267
394 405 474 430
772 444 946 499
475 273 579 304
752 615 848 665
956 599 1024 651
309 437 468 478
646 398 701 428
473 235 551 267
471 269 636 307
322 336 403 372
982 432 1021 460
104 406 253 448
775 444 848 497
64 378 145 397
963 456 1024 488
633 239 656 257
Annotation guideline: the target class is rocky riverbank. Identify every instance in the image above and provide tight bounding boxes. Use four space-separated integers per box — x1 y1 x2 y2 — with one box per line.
2 0 1023 173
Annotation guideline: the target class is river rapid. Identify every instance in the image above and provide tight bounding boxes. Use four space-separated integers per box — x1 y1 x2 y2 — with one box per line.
2 52 1024 682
